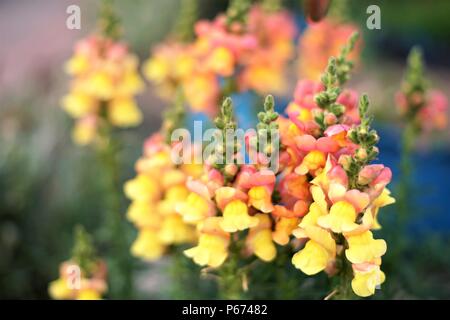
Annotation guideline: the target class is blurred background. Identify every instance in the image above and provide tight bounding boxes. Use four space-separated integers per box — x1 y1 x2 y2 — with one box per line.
0 0 449 299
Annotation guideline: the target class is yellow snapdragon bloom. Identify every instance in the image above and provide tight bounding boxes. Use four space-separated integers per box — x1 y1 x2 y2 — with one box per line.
85 71 115 100
248 186 274 213
72 118 97 146
292 240 330 275
126 201 161 228
247 214 276 262
273 217 298 245
65 54 90 75
292 223 336 275
124 174 160 202
206 46 235 77
48 278 72 300
345 231 387 264
61 92 97 119
77 289 101 300
158 214 196 244
318 200 359 233
62 36 144 146
184 217 230 268
108 97 143 127
177 192 213 224
296 150 326 175
131 229 165 261
157 185 189 216
220 200 259 232
143 56 170 83
351 265 386 297
371 188 396 229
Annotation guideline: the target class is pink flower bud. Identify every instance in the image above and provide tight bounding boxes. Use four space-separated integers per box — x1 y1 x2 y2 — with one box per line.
325 112 337 125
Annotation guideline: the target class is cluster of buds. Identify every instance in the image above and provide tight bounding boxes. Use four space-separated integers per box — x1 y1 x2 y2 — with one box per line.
143 1 297 115
298 18 360 81
395 47 448 132
61 35 144 145
48 227 108 300
286 33 361 137
177 96 281 267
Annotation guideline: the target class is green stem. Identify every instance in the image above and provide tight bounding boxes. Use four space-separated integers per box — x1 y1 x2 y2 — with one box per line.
169 248 205 299
336 258 354 299
391 121 417 262
398 121 415 225
218 239 243 299
172 0 198 42
275 246 297 299
97 122 133 299
333 236 354 300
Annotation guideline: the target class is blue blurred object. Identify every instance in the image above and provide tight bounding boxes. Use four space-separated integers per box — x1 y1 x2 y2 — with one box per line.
377 124 450 234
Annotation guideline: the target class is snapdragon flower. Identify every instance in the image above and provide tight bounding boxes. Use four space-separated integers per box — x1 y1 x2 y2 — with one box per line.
62 35 144 145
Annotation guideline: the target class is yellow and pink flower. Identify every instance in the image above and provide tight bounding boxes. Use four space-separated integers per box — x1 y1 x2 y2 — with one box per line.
62 35 144 145
124 133 202 261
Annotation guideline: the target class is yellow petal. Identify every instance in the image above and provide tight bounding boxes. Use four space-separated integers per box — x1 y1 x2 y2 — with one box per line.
250 229 277 262
273 217 298 245
176 192 212 224
292 240 330 275
124 175 160 202
72 119 97 146
247 214 277 261
207 46 235 77
184 234 229 268
116 71 144 96
303 225 336 256
65 54 89 75
143 57 170 83
61 92 97 118
86 71 114 99
248 186 274 213
48 278 72 300
351 267 385 297
158 214 196 244
310 185 328 214
345 231 387 264
371 188 396 230
318 200 358 233
298 150 326 174
131 229 165 261
126 201 161 228
108 97 142 127
220 200 258 232
77 289 101 300
299 202 326 229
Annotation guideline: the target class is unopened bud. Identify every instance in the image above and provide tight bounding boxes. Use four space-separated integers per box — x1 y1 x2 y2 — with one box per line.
338 154 352 171
347 128 358 143
372 133 380 144
372 146 379 155
411 92 425 107
356 148 368 161
332 103 346 116
312 108 324 119
325 112 337 126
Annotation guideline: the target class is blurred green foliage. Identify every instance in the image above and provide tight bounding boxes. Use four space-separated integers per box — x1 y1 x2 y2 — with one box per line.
1 0 450 300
